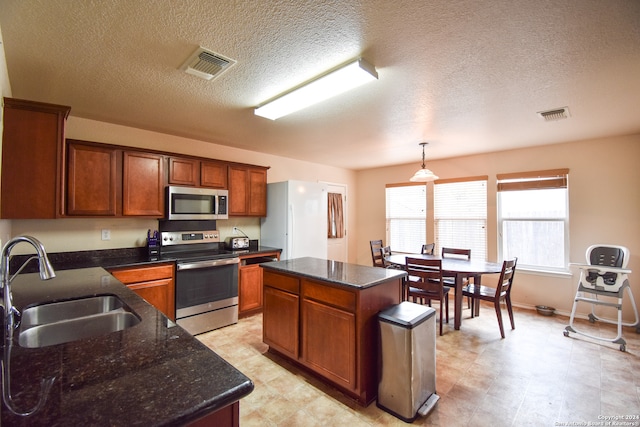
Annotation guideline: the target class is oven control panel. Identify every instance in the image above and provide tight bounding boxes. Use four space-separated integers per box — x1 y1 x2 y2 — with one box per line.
160 230 220 246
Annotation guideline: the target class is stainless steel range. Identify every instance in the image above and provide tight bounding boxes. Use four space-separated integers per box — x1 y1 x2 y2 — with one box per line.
160 229 239 335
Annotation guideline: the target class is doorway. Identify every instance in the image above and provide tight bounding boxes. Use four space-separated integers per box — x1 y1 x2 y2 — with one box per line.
325 183 347 262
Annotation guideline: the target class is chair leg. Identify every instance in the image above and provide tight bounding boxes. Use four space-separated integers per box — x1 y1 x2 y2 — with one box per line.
470 297 475 318
494 300 505 338
506 296 515 330
439 299 443 336
444 295 449 323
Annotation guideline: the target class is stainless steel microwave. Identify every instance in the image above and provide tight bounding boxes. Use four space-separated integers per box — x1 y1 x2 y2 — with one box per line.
166 186 228 220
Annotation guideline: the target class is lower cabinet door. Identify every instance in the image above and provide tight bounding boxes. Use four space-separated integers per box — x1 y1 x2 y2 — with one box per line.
301 298 356 391
127 278 175 321
263 286 299 359
239 264 263 314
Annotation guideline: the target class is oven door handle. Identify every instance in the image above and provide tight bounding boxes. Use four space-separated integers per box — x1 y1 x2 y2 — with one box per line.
177 257 240 270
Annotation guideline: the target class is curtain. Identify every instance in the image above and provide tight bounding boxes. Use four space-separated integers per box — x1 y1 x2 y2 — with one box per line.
327 192 344 238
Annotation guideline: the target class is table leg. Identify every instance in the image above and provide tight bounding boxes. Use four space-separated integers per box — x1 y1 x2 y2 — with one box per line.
454 273 463 330
473 275 482 317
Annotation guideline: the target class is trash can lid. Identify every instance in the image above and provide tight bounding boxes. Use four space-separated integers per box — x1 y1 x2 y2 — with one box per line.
378 301 436 328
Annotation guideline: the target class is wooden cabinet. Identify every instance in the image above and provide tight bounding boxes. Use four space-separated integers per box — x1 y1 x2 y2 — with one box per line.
238 252 280 317
239 263 263 314
263 270 300 359
109 263 175 320
169 156 228 188
123 151 164 216
301 281 357 391
1 97 70 219
66 141 118 216
261 268 401 405
228 165 267 216
65 140 165 217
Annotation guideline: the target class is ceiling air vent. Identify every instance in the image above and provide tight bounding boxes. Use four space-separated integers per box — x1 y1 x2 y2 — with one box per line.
180 46 236 81
537 107 570 122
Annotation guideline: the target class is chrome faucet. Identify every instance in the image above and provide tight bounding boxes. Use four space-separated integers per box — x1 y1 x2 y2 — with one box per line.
1 235 56 334
1 235 56 417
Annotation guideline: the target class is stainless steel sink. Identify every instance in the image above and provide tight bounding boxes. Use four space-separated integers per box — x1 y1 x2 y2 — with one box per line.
18 295 141 348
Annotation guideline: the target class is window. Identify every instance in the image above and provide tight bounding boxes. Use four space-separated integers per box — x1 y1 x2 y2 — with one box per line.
497 169 569 272
434 177 488 260
385 183 426 253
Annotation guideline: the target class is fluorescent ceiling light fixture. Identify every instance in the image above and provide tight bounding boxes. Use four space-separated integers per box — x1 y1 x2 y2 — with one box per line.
255 58 378 120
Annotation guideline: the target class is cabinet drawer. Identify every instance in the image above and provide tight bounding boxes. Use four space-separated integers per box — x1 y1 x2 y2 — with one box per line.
302 279 356 312
110 264 174 284
263 270 299 294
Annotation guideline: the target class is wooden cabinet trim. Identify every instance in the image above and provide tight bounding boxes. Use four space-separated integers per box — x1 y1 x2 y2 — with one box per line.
263 270 299 294
301 279 356 312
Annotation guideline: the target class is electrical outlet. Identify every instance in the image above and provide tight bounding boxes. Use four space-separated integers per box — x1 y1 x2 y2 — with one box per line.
101 229 111 240
233 227 238 235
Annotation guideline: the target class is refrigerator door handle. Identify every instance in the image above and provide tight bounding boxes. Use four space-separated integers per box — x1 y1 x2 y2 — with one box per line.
288 203 294 258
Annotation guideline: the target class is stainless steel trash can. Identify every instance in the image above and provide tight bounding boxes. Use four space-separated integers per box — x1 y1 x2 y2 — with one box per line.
377 301 439 423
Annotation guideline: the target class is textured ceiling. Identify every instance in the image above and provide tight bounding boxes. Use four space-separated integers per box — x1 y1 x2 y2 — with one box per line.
1 0 639 170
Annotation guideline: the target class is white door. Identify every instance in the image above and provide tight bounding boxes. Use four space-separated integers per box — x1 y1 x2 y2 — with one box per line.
326 183 347 262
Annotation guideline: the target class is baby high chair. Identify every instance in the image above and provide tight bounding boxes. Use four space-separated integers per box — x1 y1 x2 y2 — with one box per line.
564 244 638 351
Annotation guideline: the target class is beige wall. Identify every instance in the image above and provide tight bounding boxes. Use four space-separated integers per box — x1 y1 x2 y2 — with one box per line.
355 135 640 320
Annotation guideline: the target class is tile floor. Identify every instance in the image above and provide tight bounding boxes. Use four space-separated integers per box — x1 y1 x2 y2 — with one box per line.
197 304 640 426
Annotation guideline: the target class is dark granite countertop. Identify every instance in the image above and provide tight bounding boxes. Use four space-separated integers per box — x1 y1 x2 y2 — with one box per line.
260 257 407 289
2 267 254 426
10 246 282 274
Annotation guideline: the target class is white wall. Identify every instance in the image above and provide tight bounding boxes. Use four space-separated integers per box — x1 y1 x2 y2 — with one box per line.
355 135 640 321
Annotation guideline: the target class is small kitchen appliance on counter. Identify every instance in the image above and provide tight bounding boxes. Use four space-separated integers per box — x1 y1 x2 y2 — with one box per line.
225 236 250 250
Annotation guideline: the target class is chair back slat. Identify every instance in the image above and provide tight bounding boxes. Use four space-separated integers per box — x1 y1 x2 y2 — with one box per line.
421 243 435 255
370 240 384 267
498 258 518 296
379 246 392 268
442 247 471 260
405 257 443 293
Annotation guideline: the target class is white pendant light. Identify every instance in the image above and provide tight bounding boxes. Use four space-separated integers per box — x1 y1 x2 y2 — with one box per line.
409 142 439 182
254 58 378 120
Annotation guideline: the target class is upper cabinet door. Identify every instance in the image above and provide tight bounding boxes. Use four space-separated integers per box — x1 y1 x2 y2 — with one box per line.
66 141 118 216
228 165 268 216
168 157 198 186
1 98 70 219
200 160 228 188
122 151 165 216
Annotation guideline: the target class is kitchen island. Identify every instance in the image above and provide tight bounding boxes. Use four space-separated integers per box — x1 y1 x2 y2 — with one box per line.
2 267 253 426
260 257 406 406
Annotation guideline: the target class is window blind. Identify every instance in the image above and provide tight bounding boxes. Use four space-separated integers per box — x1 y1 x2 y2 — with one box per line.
385 183 426 253
434 177 487 260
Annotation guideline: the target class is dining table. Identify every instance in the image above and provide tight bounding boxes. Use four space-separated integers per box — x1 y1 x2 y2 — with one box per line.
385 253 503 330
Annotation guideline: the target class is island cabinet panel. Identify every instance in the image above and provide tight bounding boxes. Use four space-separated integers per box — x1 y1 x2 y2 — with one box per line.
301 297 356 391
1 97 70 219
122 151 165 216
261 265 403 406
263 286 299 359
66 141 118 216
109 263 175 320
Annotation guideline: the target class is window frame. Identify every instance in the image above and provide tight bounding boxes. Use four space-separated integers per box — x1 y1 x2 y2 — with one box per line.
385 182 426 254
433 176 488 260
497 169 570 273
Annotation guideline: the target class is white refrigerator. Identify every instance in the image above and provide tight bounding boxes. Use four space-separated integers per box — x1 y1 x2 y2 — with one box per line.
260 180 328 260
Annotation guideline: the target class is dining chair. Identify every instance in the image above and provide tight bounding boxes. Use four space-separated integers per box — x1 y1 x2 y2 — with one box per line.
405 257 450 335
421 243 435 255
462 258 517 338
441 247 474 309
370 240 384 267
